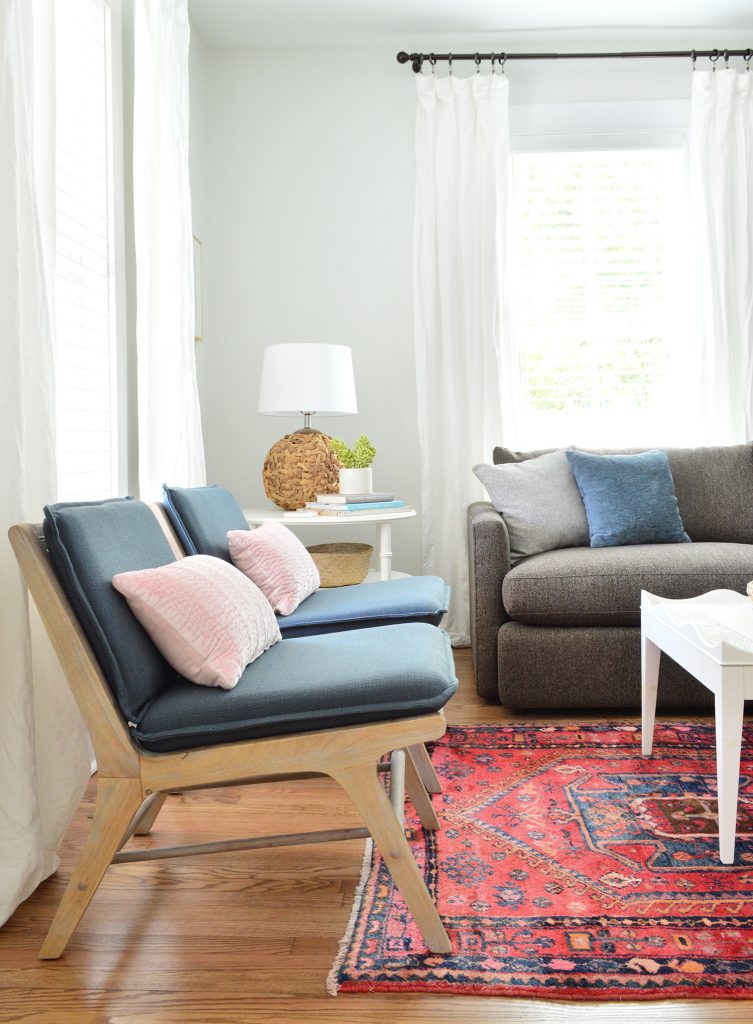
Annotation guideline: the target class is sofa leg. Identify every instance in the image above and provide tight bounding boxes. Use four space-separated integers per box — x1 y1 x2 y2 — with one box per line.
39 777 143 959
332 761 451 954
407 743 442 794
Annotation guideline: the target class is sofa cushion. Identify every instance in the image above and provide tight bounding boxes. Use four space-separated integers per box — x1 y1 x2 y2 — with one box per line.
658 445 753 544
162 484 249 560
566 449 690 548
494 443 753 544
44 498 180 723
473 451 588 559
502 542 753 627
133 623 458 753
276 576 450 637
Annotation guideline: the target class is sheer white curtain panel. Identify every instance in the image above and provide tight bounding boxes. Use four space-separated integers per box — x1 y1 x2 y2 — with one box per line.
689 69 753 443
0 0 90 927
133 0 206 498
413 72 518 644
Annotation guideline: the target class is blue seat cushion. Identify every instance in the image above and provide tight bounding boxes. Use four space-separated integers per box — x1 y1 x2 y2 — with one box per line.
44 498 180 723
133 623 457 753
277 576 450 637
162 484 249 561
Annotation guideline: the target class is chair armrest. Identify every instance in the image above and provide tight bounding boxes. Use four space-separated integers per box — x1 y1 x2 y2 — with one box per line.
467 502 511 700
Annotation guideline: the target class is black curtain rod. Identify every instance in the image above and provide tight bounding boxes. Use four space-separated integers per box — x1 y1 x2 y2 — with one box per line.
397 48 753 73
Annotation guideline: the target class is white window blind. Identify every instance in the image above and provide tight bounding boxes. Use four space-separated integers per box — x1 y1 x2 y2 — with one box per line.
511 148 690 449
54 0 118 501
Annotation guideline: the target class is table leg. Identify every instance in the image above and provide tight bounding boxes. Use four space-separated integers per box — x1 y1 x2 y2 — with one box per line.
378 523 392 581
715 670 745 865
641 633 661 755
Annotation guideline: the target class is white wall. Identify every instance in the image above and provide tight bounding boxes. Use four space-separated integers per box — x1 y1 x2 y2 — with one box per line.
198 46 424 568
190 30 751 574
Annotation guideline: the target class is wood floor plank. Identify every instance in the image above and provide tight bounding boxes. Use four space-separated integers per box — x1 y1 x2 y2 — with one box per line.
1 649 742 1024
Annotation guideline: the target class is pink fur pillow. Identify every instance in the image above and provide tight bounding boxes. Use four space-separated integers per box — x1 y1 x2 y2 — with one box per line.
112 555 281 690
227 522 320 616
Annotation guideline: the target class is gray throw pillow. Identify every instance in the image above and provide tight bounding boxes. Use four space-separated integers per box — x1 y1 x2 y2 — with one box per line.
473 450 589 560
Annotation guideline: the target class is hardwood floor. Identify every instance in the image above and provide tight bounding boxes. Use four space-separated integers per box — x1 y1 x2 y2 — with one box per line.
0 649 747 1023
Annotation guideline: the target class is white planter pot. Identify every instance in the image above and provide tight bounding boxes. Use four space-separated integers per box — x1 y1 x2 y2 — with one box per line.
338 467 373 495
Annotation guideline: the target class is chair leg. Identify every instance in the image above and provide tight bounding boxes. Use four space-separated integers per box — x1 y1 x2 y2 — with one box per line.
405 752 441 832
39 777 143 959
132 792 167 836
407 743 442 794
332 761 451 954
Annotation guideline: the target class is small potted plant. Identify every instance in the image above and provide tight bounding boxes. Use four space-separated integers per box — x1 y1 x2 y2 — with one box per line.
330 435 376 494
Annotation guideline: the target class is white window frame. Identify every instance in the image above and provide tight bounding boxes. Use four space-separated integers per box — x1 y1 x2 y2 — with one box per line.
108 0 128 498
509 99 688 153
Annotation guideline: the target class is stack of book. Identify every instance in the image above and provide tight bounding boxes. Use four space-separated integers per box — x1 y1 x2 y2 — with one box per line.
305 492 411 517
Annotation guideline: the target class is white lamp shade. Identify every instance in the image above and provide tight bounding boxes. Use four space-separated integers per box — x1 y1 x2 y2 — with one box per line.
258 343 358 417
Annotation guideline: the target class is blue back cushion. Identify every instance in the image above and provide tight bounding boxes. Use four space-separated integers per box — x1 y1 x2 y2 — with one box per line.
566 449 691 548
44 498 180 723
162 484 249 561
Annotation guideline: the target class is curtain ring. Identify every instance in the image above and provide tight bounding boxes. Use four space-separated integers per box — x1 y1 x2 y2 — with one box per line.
710 49 720 71
429 53 436 75
724 49 730 68
691 50 697 71
474 53 481 74
499 53 507 75
745 48 752 71
491 53 496 74
448 53 453 76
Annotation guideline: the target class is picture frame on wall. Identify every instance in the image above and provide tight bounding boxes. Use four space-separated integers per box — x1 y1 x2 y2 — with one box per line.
193 234 204 341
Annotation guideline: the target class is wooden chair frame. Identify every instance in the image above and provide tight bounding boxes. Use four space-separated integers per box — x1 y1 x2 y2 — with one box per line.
9 523 451 959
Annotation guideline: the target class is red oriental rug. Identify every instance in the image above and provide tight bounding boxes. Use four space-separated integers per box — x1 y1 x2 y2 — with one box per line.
328 723 753 999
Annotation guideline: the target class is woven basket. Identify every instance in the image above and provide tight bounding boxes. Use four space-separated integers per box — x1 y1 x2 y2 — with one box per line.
262 430 341 510
307 543 373 588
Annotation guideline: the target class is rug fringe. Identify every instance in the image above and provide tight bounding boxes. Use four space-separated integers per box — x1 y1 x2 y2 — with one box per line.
326 838 374 997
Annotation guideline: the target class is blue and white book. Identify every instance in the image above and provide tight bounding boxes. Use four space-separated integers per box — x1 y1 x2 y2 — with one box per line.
315 491 394 504
305 500 406 512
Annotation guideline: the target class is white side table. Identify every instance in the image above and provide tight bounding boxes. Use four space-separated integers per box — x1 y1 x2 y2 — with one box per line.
243 507 417 581
641 589 753 864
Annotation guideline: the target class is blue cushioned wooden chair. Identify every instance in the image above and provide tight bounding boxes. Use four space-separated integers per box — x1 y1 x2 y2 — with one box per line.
9 499 456 960
156 489 446 796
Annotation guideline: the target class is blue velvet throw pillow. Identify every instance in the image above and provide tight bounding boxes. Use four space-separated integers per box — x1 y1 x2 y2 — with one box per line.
565 449 691 548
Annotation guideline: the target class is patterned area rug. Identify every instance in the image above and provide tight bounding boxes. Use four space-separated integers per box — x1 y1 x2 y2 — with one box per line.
329 723 753 999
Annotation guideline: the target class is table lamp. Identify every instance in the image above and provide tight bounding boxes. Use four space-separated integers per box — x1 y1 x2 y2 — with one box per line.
258 343 358 509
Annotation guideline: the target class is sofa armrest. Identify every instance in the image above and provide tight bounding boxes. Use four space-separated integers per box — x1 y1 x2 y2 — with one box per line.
467 501 511 700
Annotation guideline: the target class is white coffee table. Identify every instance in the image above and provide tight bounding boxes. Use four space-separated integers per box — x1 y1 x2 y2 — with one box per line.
641 589 753 864
243 507 417 581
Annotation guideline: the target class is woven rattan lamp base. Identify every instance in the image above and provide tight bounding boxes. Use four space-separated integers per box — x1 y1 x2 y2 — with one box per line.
262 430 341 510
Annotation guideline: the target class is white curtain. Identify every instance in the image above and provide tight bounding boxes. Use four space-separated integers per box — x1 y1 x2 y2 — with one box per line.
133 0 206 498
689 69 753 443
0 0 90 926
413 72 518 644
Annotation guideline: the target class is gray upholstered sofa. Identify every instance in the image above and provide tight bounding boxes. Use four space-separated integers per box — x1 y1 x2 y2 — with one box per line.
468 443 753 709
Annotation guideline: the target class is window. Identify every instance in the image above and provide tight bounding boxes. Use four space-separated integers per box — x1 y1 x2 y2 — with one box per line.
54 0 120 500
511 146 691 448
